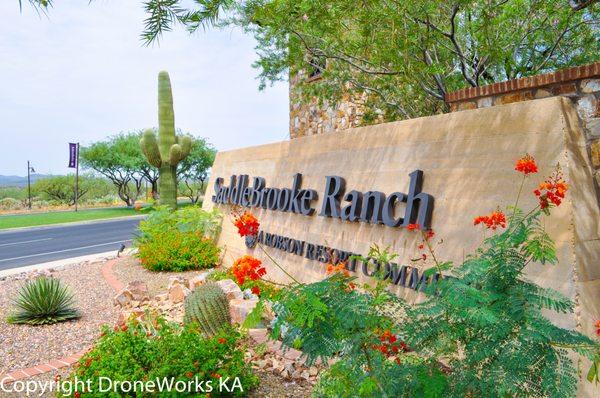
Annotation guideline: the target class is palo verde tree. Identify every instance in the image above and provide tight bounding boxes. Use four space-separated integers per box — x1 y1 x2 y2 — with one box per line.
177 137 216 204
80 134 146 206
139 0 598 122
140 71 192 210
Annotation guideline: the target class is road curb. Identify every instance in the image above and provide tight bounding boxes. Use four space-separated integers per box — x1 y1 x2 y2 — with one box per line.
0 214 146 234
0 251 117 278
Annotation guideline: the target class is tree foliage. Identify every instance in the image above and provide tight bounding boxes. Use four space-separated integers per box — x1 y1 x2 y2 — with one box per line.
177 136 216 204
134 0 599 122
80 133 147 206
31 174 112 206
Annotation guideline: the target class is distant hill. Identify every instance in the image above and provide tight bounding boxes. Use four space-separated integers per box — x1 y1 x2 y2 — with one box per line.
0 174 54 187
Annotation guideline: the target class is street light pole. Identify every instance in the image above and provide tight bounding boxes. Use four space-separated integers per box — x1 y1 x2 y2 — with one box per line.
27 160 32 210
74 143 80 212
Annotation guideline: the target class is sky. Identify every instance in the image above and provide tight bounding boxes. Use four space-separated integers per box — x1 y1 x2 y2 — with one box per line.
0 0 289 176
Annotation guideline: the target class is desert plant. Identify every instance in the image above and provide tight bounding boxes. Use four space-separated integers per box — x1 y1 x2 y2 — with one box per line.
184 282 231 336
7 277 80 325
135 206 222 271
140 71 192 209
239 155 600 397
0 197 22 211
60 316 258 397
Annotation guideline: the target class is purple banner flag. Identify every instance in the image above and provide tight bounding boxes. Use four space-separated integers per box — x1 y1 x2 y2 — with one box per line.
68 143 78 168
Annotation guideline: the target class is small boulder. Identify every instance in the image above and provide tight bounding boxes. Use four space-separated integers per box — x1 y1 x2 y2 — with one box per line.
167 276 188 289
128 280 150 301
155 293 169 302
169 284 191 303
216 279 243 300
113 289 134 307
229 298 259 324
188 274 208 290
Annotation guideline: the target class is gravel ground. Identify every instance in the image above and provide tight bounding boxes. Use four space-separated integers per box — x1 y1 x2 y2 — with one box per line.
112 255 214 296
248 371 313 398
0 260 118 375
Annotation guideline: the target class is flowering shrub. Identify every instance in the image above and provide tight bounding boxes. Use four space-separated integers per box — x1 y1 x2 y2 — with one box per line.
137 229 220 272
233 211 260 237
237 154 600 397
534 167 568 210
231 255 266 285
514 153 538 174
473 209 507 230
59 317 258 397
135 206 222 271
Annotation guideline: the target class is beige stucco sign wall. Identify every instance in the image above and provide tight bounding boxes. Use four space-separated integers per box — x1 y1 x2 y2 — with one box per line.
203 97 599 352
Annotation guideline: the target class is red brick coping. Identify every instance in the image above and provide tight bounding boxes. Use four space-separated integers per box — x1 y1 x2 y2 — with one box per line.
1 257 304 384
445 62 600 103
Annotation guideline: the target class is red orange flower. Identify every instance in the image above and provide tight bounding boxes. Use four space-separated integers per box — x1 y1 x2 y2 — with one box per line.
186 372 194 378
326 263 350 277
218 337 227 344
406 223 420 231
474 210 507 230
231 255 266 285
251 286 261 296
233 211 260 237
534 168 568 209
425 230 435 240
595 320 600 336
372 330 408 357
515 154 538 175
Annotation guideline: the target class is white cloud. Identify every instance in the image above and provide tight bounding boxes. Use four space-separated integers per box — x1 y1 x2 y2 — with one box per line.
0 0 289 175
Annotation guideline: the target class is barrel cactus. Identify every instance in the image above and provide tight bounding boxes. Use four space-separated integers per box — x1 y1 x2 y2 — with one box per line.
184 282 231 336
140 71 192 210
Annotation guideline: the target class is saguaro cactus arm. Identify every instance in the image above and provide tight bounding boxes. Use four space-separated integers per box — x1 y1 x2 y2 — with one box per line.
140 129 162 168
178 135 192 157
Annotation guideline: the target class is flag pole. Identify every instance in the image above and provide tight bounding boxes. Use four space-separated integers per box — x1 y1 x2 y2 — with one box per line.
75 143 79 212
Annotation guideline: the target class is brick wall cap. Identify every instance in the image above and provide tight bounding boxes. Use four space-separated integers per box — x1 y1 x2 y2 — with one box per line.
445 62 600 103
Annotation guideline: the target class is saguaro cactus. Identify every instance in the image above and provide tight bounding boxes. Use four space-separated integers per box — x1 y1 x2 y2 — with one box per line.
140 71 192 209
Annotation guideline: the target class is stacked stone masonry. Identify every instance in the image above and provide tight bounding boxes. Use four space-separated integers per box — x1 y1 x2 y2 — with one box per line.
445 62 600 198
289 71 381 139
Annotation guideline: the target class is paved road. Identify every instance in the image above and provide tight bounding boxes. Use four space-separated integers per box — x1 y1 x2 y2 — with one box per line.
0 218 142 270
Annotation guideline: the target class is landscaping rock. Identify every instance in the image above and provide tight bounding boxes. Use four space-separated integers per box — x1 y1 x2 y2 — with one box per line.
188 275 206 290
243 288 259 300
113 281 150 307
167 276 188 289
216 279 244 300
168 283 191 303
229 298 259 324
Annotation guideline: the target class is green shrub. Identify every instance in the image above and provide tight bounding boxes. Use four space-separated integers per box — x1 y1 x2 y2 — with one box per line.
60 318 258 397
271 213 599 397
0 197 22 211
7 277 80 325
135 206 222 272
184 282 230 336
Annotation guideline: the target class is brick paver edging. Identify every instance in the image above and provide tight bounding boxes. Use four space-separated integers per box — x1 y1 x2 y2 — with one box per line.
0 258 121 384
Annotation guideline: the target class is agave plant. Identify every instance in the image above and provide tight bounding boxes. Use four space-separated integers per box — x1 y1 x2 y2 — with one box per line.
7 277 81 325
